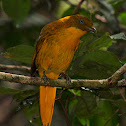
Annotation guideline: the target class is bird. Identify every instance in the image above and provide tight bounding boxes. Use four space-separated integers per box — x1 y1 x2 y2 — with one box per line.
31 14 96 126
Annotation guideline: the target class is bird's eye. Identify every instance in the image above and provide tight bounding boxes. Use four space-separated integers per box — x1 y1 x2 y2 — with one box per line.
80 20 84 24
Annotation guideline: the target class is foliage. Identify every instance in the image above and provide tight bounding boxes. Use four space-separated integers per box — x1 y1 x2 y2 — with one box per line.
68 33 121 79
0 0 126 126
3 45 34 64
2 0 31 25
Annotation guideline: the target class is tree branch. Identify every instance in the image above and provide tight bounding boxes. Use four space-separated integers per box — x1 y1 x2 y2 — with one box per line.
109 63 126 84
104 109 119 126
64 0 75 6
0 64 126 89
73 0 85 15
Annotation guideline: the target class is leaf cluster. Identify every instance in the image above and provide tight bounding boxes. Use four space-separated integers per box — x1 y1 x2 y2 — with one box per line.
0 0 126 126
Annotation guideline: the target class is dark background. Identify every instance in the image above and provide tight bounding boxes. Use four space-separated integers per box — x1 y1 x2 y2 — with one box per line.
0 0 126 126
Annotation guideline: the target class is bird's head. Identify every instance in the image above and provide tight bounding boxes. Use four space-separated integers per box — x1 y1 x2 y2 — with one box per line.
63 14 96 34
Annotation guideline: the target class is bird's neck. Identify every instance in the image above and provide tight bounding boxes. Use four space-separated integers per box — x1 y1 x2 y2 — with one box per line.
64 27 87 39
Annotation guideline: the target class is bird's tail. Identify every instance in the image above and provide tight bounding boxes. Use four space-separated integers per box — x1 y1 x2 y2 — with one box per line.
40 86 56 126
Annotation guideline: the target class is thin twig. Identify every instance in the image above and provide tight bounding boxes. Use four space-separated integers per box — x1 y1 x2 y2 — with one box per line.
65 96 69 110
104 109 119 126
55 89 64 100
58 99 70 126
0 64 30 73
56 89 70 126
73 0 85 15
118 112 126 117
119 88 126 101
116 123 120 126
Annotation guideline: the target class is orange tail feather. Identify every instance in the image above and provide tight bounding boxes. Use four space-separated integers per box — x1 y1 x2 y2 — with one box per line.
40 86 56 126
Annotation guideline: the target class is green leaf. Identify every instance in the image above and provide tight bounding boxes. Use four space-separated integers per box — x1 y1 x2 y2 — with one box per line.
68 99 82 126
111 99 126 110
78 118 90 126
3 45 34 64
122 59 126 64
69 50 121 79
24 100 42 126
61 6 91 18
90 100 118 126
68 99 78 117
0 87 40 125
69 89 81 96
95 89 121 100
0 87 38 103
61 6 75 17
2 0 31 25
119 12 126 26
14 89 39 103
32 117 42 126
110 32 126 40
75 91 98 118
77 33 97 56
56 89 74 106
0 87 20 94
88 32 115 51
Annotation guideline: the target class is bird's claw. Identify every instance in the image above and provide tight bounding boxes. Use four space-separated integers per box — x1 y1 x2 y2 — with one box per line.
42 74 50 85
65 75 71 85
60 72 71 86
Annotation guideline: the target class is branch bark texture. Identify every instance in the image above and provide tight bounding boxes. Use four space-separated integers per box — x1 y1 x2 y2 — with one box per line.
0 63 126 89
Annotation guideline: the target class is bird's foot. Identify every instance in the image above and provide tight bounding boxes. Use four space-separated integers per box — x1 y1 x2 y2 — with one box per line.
42 73 50 85
60 72 71 85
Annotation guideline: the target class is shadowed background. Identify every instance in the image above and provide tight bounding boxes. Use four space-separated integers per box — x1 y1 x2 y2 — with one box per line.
0 0 126 126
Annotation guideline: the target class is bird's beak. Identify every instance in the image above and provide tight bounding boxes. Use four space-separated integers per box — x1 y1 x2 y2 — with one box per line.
88 27 97 33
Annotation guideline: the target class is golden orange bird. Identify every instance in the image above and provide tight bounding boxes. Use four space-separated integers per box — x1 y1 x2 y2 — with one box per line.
31 14 96 126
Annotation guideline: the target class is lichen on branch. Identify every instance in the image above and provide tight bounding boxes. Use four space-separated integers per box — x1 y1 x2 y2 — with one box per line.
0 63 126 89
